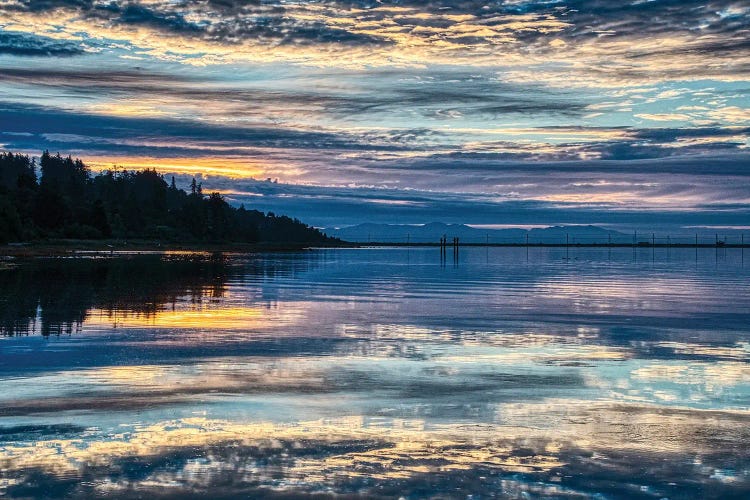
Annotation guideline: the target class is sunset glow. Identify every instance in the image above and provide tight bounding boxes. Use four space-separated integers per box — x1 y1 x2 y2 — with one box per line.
1 0 748 228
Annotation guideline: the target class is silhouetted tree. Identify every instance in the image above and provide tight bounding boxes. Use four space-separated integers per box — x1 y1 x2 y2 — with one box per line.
89 199 111 238
33 184 69 231
207 192 230 240
0 191 22 243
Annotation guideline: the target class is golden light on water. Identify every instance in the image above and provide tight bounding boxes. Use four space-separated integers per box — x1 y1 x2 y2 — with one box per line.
85 306 266 330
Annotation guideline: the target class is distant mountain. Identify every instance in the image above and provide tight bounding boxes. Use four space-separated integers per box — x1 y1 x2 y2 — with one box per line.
324 223 629 244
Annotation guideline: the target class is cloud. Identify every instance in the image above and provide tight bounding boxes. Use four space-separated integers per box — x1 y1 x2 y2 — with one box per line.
0 67 587 122
0 101 402 153
7 0 94 12
0 1 748 227
3 96 748 161
1 100 748 221
169 164 750 228
201 15 390 46
97 3 204 35
0 67 186 89
0 31 85 56
632 126 750 143
6 0 390 47
635 113 692 122
707 106 750 124
1 0 745 78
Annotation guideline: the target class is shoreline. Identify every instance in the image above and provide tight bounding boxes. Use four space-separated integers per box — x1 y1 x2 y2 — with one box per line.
3 239 748 258
357 242 750 248
0 239 348 258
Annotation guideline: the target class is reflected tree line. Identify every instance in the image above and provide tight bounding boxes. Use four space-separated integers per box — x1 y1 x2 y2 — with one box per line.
0 254 321 336
0 151 336 244
0 255 236 336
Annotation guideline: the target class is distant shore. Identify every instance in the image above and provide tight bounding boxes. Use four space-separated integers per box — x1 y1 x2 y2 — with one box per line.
3 239 748 258
358 242 750 248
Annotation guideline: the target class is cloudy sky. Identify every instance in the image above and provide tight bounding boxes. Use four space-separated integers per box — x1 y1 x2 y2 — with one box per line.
0 0 748 228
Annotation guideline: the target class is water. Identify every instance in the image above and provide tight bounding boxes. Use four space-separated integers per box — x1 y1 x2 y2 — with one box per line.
1 247 749 498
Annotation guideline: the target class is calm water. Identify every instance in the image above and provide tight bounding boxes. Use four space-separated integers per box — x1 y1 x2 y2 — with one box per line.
1 247 749 499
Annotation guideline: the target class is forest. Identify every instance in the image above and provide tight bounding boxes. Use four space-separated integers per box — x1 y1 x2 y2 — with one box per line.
0 151 336 245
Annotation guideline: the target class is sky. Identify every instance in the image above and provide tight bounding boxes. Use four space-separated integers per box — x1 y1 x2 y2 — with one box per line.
0 0 749 229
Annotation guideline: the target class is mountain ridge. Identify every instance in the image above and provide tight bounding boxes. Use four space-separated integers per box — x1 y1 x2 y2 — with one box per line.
324 223 629 244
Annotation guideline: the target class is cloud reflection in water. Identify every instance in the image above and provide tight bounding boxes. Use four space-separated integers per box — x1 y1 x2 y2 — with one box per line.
1 247 749 497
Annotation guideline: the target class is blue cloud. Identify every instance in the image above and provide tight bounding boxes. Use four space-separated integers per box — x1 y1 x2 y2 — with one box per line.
0 31 85 56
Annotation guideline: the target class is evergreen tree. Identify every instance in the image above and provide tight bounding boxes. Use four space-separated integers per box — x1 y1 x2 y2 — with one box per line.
0 150 337 245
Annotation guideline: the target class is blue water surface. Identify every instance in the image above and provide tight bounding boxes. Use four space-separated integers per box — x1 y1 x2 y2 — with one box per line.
0 247 749 498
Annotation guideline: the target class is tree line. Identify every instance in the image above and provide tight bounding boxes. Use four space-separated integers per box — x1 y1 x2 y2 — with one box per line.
0 151 336 245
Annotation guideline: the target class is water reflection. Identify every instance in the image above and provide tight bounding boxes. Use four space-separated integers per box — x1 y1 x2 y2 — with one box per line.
0 253 324 337
0 254 232 336
1 248 749 498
